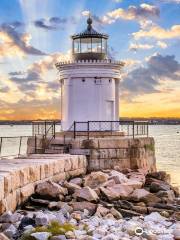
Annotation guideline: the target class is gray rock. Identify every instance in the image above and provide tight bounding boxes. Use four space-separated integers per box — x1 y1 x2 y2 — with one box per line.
3 224 17 238
35 212 49 226
31 232 52 240
0 211 22 223
69 177 82 186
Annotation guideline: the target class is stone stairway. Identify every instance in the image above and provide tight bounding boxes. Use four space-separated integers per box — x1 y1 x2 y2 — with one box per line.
44 137 72 154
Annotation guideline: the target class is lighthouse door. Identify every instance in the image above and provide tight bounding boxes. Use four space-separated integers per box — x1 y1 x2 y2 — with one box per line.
106 100 114 121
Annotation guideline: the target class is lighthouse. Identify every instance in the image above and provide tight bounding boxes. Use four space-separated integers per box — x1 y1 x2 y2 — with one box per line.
56 17 124 131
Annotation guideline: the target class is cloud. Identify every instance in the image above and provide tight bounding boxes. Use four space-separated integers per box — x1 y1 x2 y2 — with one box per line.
156 41 167 49
34 17 68 30
0 22 46 57
129 43 154 51
122 54 180 99
102 4 159 24
133 24 180 40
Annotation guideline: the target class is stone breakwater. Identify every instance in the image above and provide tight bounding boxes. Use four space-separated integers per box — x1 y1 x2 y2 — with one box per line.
0 169 179 239
0 154 87 215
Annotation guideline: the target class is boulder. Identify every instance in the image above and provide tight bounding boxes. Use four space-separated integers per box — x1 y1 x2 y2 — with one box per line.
109 170 129 184
150 182 170 193
73 187 99 202
130 189 161 204
70 201 97 215
69 178 82 186
121 179 143 189
100 184 133 201
84 172 109 189
64 181 81 194
35 180 68 199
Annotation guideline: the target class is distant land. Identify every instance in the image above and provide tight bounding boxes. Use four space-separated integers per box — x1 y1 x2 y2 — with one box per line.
0 118 180 125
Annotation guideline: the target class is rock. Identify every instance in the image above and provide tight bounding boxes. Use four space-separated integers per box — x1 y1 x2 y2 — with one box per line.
30 197 50 206
144 212 166 223
110 208 123 219
127 172 146 184
3 224 17 238
173 228 180 240
172 211 180 221
71 201 97 215
101 179 116 188
0 211 22 223
132 206 147 214
51 236 67 240
135 202 146 207
121 179 143 189
18 216 36 230
58 202 73 215
147 171 171 183
0 233 10 240
31 232 52 240
156 190 175 201
96 205 109 217
84 171 109 189
65 231 75 239
71 212 81 221
48 201 60 210
118 209 141 218
160 210 170 218
171 186 180 197
150 181 170 193
35 180 68 199
64 181 81 194
35 212 49 226
115 200 134 210
73 187 99 202
109 170 129 184
69 178 82 186
130 189 161 204
100 184 133 201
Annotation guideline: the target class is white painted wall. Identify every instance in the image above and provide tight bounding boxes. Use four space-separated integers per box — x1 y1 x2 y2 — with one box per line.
57 61 123 131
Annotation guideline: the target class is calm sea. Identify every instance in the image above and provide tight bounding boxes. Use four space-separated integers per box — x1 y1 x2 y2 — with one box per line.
0 124 179 187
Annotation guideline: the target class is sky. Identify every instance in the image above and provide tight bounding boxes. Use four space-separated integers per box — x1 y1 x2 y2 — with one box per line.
0 0 180 120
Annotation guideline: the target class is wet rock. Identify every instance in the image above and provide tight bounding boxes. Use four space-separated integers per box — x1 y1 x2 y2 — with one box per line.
109 170 129 184
73 187 99 202
84 171 109 189
100 184 133 201
35 180 68 200
71 201 97 215
31 232 52 240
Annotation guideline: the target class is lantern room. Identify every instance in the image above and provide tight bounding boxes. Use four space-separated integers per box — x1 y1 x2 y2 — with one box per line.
72 17 108 61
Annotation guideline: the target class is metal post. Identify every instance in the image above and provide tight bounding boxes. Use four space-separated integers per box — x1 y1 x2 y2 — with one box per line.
147 122 149 137
133 122 135 139
53 121 56 138
18 136 22 157
0 137 2 157
35 135 37 154
73 122 76 139
87 121 90 140
45 121 47 136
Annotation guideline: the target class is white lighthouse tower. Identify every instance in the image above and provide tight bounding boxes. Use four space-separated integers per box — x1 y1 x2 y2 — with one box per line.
56 17 124 131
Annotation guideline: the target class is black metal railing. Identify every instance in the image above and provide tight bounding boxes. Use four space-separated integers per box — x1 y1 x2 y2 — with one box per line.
32 120 61 153
69 121 149 139
0 136 30 158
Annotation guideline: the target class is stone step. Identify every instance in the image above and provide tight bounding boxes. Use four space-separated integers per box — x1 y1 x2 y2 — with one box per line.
44 149 64 154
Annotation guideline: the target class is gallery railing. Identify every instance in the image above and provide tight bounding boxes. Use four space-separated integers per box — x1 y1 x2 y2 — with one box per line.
69 121 149 139
0 136 30 158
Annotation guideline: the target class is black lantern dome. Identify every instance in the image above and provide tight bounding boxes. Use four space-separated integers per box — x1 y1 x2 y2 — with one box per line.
72 17 109 61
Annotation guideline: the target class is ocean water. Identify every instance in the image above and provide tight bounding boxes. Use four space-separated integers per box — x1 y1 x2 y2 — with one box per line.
0 124 179 187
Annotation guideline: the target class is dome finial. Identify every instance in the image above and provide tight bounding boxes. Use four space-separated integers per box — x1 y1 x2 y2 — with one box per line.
87 12 92 31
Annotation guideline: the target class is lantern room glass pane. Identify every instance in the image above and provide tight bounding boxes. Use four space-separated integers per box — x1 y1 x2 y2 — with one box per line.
74 39 80 53
102 38 107 53
81 38 92 53
92 38 102 53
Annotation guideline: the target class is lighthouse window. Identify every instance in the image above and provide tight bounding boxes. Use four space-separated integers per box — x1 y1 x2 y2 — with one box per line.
74 39 80 53
82 78 85 82
95 78 102 85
